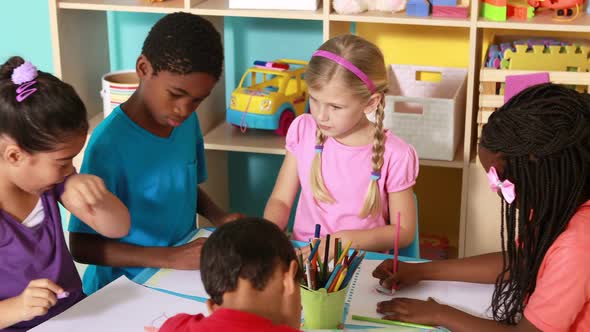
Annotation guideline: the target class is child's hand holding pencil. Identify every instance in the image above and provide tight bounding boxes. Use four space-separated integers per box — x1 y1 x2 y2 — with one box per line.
372 260 423 290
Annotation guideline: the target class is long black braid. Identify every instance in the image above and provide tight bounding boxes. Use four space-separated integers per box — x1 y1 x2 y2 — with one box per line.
480 83 590 324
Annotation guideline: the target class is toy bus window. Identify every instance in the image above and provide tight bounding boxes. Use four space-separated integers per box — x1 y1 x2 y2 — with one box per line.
285 76 299 96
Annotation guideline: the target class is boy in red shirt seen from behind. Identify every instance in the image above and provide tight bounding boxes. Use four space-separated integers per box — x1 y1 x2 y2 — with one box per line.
160 217 302 332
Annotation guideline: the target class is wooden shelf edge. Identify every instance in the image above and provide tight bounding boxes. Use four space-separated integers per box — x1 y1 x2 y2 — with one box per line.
329 13 471 27
59 2 183 13
188 0 324 20
190 9 324 20
204 123 466 168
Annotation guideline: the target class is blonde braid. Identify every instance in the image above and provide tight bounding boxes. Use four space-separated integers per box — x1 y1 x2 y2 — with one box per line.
310 126 335 203
359 99 386 218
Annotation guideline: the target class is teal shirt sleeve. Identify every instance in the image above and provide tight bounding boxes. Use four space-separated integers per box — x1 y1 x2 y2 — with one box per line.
68 138 121 234
196 116 207 184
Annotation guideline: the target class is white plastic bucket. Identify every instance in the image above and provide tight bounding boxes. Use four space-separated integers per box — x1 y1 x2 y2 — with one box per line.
100 70 139 119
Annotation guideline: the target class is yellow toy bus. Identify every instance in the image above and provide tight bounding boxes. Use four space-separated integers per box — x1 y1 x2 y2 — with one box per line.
227 59 308 136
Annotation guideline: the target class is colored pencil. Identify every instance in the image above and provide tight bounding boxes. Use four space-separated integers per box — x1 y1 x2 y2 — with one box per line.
341 251 365 289
327 266 345 292
334 267 348 291
351 315 435 330
336 240 352 265
305 261 312 289
308 239 321 263
334 238 340 265
322 234 330 283
323 264 341 289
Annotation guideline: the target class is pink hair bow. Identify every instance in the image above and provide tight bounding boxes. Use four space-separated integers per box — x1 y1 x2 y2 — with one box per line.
487 166 515 204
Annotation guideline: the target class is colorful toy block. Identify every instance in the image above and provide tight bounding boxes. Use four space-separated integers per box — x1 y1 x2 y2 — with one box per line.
483 0 507 6
432 0 457 6
481 2 507 20
433 5 469 17
407 0 432 16
507 2 534 19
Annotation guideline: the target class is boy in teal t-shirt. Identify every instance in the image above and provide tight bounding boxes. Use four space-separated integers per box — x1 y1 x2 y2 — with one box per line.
69 12 242 294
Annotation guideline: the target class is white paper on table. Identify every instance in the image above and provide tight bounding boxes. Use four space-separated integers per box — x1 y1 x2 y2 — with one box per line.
345 260 495 328
30 276 207 332
143 228 213 299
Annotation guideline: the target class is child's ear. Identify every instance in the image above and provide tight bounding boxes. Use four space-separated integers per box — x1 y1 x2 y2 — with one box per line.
363 93 383 115
136 55 154 80
2 142 26 166
283 259 299 296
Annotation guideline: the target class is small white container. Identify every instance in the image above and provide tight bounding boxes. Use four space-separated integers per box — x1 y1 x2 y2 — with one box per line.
228 0 319 10
383 64 467 161
100 70 139 119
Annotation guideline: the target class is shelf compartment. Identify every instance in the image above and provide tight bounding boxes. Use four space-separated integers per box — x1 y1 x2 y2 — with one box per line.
204 122 465 168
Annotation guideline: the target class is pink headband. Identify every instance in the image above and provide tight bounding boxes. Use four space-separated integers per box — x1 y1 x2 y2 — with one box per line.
312 50 376 94
11 61 38 102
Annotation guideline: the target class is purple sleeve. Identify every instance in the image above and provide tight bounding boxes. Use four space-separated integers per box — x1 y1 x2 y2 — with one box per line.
53 173 77 199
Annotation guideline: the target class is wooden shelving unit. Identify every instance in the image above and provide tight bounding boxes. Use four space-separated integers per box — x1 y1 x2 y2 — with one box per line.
204 123 465 168
50 0 590 258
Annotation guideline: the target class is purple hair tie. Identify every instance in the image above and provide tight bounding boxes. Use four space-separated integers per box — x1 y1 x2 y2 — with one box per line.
370 171 381 181
315 145 324 153
11 61 38 102
312 50 376 94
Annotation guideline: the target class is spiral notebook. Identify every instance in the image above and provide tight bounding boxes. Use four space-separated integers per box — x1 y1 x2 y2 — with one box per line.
345 259 495 327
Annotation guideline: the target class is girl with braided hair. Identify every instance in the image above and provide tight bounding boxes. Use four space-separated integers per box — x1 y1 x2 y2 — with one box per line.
264 34 419 257
373 83 590 332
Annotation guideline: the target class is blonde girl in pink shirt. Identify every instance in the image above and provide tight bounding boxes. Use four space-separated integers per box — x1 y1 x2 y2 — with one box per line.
264 34 419 257
374 84 590 332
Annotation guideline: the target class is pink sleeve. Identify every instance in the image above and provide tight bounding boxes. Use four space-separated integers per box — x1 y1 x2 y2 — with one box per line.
524 247 590 332
159 313 200 332
385 142 419 193
285 114 312 157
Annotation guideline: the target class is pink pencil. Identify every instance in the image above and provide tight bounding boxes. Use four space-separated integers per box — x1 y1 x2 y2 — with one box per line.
393 212 400 290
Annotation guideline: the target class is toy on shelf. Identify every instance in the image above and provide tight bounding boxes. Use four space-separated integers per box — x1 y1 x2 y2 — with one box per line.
478 36 590 149
527 0 585 18
406 0 432 16
481 0 535 20
226 59 309 136
484 38 589 71
431 0 470 18
505 43 590 71
507 0 534 18
333 0 407 14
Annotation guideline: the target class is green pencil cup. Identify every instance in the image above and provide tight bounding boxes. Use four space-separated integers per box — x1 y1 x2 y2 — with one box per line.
300 285 348 329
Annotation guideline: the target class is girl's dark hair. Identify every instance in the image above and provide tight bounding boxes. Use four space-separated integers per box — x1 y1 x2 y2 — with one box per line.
0 56 88 152
480 83 590 324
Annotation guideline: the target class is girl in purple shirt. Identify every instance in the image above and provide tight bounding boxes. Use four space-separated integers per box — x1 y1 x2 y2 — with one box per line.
0 57 130 331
